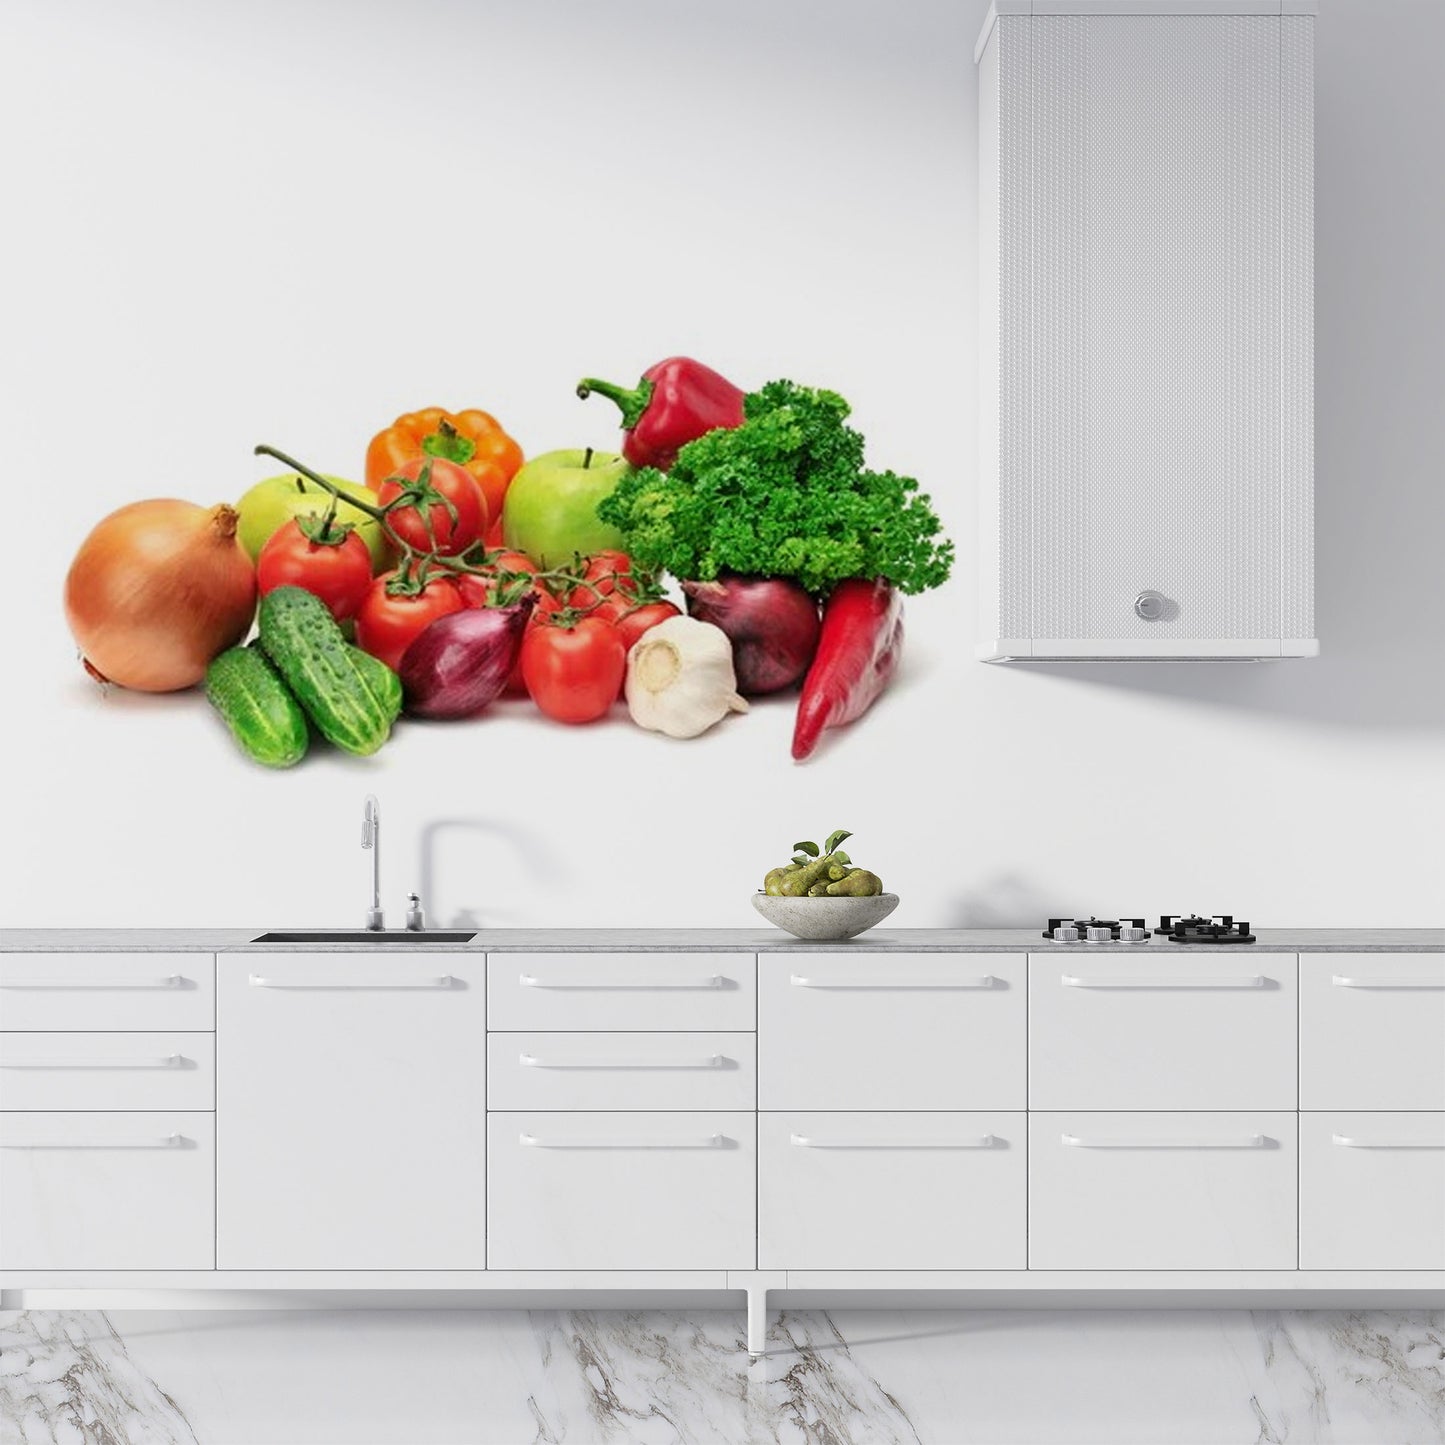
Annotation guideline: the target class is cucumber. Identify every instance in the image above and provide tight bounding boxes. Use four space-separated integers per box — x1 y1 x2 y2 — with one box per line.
205 644 309 768
258 587 400 756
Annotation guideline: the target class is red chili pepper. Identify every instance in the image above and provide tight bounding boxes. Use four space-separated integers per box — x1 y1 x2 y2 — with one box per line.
576 357 745 471
791 578 904 761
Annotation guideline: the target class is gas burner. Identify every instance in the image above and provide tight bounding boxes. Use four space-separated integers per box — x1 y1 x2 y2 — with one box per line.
1043 917 1150 943
1156 914 1257 944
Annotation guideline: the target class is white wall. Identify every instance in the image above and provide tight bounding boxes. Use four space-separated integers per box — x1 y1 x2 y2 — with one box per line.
2 0 1441 932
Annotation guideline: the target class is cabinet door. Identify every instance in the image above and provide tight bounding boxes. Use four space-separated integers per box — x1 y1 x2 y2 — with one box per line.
1300 1113 1445 1270
759 953 1024 1110
1300 955 1445 1110
487 1112 755 1269
0 1032 214 1111
758 1112 1025 1269
216 954 485 1269
0 1111 214 1269
1028 1112 1297 1270
1029 952 1296 1109
0 953 214 1031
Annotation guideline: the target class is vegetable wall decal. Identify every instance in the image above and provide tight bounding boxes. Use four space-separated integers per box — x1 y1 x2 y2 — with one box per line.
59 367 952 767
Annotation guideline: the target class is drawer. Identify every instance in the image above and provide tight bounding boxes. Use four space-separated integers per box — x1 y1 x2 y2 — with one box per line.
1028 952 1296 1109
1300 954 1445 1110
487 1111 755 1269
0 1111 214 1269
759 953 1024 1110
0 953 214 1032
758 1112 1025 1270
0 1032 214 1111
1300 1112 1445 1270
488 1032 755 1111
487 953 755 1031
1028 1112 1297 1270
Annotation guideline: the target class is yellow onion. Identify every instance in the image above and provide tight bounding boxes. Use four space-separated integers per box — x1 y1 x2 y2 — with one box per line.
64 499 257 692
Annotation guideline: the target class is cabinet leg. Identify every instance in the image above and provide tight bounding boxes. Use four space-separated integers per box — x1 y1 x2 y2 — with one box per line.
746 1283 768 1360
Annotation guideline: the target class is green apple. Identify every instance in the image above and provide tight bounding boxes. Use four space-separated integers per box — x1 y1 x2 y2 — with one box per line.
236 473 389 571
502 448 630 568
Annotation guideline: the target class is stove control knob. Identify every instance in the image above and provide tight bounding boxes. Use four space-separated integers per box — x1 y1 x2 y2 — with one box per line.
1051 925 1079 942
1134 590 1167 621
1085 925 1115 943
1118 924 1149 943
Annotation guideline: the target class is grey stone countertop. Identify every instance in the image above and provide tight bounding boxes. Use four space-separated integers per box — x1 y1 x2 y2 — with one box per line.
1 927 1441 953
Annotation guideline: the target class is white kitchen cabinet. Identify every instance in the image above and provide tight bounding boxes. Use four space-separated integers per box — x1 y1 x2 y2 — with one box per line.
977 2 1315 660
0 1111 214 1269
758 1112 1025 1270
1028 952 1296 1110
0 953 214 1031
0 1032 214 1112
1028 1112 1297 1270
1299 955 1445 1110
758 953 1024 1110
486 1112 755 1270
488 1032 755 1112
487 952 756 1032
215 954 486 1270
1299 1113 1445 1270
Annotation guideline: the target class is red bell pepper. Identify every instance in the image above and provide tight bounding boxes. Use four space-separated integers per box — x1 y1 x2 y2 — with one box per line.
792 578 904 761
576 357 745 470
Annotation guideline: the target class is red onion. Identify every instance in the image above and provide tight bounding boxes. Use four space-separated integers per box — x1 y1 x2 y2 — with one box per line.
398 598 533 718
681 574 820 695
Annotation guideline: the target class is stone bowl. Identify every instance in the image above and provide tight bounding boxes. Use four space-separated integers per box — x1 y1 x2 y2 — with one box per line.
751 891 899 941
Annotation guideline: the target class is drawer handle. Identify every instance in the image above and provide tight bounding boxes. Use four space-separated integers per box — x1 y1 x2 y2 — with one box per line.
789 974 996 990
1062 1132 1269 1150
518 973 726 991
519 1052 726 1070
1331 1133 1445 1149
0 1132 192 1150
0 974 188 990
790 1132 998 1150
518 1131 729 1150
1060 974 1266 989
248 973 455 989
1331 975 1445 989
0 1053 187 1070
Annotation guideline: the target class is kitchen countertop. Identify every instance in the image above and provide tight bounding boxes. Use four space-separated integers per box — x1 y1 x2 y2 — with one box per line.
1 928 1440 953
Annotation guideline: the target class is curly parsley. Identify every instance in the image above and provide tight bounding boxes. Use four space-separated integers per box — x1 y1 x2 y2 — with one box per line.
596 380 954 596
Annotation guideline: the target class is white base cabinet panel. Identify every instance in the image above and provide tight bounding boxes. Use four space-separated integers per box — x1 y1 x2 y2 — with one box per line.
0 954 214 1031
486 1112 755 1270
0 1111 214 1270
1299 1113 1445 1270
759 954 1024 1110
1299 954 1445 1110
1028 953 1297 1110
758 1112 1025 1270
0 1032 214 1111
1028 1112 1297 1271
215 955 486 1271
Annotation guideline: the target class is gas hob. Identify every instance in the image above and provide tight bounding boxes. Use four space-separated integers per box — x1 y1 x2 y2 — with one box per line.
1042 915 1257 944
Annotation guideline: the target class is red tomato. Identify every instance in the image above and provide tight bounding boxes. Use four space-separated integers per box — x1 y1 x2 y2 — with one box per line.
520 617 626 724
354 572 464 672
376 457 487 556
613 599 683 653
256 520 374 621
455 551 539 609
567 550 644 614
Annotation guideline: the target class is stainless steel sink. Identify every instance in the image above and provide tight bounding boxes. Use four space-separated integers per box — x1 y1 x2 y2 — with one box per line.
251 931 477 944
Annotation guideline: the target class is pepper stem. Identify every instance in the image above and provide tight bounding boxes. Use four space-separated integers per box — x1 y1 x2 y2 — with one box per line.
575 375 655 430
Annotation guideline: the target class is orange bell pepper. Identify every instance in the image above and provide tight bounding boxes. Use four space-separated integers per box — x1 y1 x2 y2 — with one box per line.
366 408 524 547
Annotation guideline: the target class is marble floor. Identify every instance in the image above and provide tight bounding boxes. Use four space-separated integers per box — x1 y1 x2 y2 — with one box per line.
1 1307 1441 1444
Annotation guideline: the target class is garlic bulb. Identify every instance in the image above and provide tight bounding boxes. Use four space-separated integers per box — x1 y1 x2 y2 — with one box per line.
625 615 750 739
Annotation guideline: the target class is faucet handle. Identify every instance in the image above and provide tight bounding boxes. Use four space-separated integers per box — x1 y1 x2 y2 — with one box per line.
406 893 426 933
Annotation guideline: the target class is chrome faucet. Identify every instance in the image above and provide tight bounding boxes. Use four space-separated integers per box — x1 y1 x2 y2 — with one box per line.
362 794 384 931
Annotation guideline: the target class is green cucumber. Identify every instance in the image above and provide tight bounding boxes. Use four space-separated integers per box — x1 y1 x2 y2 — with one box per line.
258 587 400 756
205 645 309 768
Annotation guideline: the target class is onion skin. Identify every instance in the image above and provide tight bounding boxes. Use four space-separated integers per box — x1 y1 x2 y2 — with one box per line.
64 500 258 692
398 598 533 719
681 574 821 695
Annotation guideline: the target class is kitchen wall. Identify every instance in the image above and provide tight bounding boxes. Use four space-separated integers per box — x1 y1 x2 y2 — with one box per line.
2 0 1441 932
